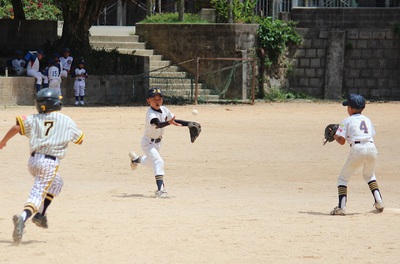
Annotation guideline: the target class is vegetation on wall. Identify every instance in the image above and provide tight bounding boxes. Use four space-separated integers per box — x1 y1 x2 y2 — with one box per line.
210 0 259 23
256 18 302 98
140 12 209 24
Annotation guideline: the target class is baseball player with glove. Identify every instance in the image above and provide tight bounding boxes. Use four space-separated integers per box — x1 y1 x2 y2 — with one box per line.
325 94 384 216
129 88 201 198
0 88 84 245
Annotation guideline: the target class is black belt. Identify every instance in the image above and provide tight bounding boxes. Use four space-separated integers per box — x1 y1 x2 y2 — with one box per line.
150 138 162 143
351 141 373 147
354 141 373 144
77 79 83 81
31 152 57 161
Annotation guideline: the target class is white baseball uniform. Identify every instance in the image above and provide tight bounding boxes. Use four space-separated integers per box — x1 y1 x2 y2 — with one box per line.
48 65 62 95
16 112 84 213
74 67 87 97
138 106 174 176
335 113 377 186
26 52 48 86
60 55 73 78
12 58 27 76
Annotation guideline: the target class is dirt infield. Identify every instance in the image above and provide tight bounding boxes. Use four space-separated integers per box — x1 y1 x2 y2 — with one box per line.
1 102 399 263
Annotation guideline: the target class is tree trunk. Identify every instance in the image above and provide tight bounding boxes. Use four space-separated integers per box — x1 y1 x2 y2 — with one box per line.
147 0 153 16
178 0 184 21
228 0 233 23
57 0 109 52
12 0 25 20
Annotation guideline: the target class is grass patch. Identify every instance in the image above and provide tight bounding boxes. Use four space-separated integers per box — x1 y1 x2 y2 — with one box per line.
140 13 210 24
264 88 314 102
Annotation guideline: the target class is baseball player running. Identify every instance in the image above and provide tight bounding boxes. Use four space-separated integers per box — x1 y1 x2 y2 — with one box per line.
0 88 84 245
129 88 200 198
330 94 384 215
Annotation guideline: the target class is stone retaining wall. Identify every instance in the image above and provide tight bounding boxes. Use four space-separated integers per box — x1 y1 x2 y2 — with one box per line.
289 8 400 99
0 74 149 106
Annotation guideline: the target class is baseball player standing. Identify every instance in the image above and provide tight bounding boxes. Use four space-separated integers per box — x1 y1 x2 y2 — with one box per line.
0 88 84 245
26 50 48 93
330 94 384 215
74 60 88 105
47 59 62 96
129 88 198 198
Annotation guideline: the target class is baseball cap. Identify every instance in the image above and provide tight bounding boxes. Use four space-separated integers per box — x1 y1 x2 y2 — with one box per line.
147 88 163 98
342 94 365 109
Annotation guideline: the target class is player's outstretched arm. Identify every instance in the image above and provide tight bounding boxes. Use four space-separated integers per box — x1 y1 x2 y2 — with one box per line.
168 116 182 127
0 125 21 149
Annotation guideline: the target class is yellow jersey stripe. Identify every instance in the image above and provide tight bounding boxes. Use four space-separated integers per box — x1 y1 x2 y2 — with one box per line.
75 133 84 144
16 116 25 135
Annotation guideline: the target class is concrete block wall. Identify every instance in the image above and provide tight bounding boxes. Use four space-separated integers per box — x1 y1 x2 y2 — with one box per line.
289 8 400 100
0 75 146 106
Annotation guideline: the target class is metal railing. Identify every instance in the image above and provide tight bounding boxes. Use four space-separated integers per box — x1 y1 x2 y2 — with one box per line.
256 0 400 15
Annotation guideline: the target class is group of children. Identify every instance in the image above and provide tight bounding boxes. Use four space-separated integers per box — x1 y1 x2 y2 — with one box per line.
9 48 88 106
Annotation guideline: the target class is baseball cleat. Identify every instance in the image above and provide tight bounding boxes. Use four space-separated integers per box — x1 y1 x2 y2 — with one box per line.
129 151 139 170
12 215 25 245
32 213 48 229
330 206 346 216
155 190 168 198
374 201 384 212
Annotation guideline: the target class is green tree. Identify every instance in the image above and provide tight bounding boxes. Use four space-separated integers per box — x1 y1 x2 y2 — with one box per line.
1 0 61 20
55 0 111 52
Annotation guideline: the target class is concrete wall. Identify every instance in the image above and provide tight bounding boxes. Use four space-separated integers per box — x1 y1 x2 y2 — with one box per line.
290 8 400 99
0 74 150 106
136 23 258 99
0 20 57 57
1 55 149 106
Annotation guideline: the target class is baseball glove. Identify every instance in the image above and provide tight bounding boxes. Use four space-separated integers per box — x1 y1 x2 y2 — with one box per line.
323 124 339 146
188 122 201 143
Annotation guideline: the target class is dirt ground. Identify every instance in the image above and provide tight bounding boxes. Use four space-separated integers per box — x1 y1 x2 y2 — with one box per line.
0 101 399 263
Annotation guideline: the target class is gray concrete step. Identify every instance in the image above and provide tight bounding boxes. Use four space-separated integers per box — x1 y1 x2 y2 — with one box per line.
91 41 146 50
90 35 139 42
89 31 210 101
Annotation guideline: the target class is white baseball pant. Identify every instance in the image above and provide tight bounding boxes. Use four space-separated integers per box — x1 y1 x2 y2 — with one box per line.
26 153 63 213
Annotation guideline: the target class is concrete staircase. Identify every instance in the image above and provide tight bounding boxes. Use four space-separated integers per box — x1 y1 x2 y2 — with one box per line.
89 27 218 102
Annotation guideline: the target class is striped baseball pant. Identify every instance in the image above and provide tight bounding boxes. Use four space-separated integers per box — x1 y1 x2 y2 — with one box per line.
25 153 63 213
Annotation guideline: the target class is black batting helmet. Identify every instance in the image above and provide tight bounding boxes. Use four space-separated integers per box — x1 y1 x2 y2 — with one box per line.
36 88 62 113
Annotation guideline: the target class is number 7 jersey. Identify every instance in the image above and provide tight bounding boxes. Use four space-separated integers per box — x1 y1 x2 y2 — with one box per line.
16 112 84 159
336 113 375 145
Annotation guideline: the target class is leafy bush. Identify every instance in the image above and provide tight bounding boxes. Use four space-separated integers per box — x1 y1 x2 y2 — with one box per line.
257 18 302 69
210 0 259 23
141 12 210 24
0 0 62 20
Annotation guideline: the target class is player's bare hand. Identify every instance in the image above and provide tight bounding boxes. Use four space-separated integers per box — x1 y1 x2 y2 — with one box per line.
0 142 6 149
168 116 182 126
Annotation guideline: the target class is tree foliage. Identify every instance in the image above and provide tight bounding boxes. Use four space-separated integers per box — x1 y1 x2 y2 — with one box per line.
0 0 62 20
